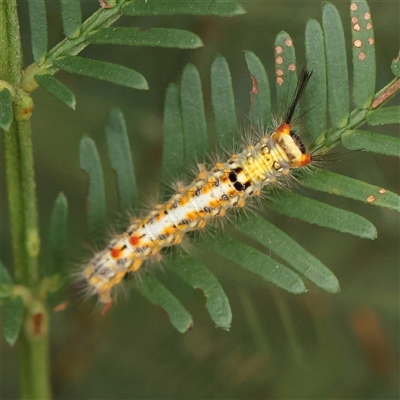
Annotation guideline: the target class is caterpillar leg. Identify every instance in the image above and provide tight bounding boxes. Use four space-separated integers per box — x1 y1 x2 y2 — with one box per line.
101 301 113 315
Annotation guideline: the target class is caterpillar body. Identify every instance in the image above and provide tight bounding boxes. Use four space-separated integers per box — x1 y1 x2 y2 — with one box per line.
81 69 314 311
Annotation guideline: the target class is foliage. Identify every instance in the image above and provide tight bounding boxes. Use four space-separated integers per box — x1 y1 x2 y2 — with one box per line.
0 0 244 398
78 0 399 333
1 0 399 398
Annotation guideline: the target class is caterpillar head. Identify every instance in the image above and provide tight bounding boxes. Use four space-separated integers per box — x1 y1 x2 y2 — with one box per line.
271 123 312 168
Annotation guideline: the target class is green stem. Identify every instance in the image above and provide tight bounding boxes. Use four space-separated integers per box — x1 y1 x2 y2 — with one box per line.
2 121 25 281
22 0 131 91
5 0 22 85
0 0 9 81
3 0 50 398
14 93 40 286
316 77 400 153
19 306 51 400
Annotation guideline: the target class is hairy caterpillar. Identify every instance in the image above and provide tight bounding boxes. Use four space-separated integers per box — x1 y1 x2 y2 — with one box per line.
80 69 314 311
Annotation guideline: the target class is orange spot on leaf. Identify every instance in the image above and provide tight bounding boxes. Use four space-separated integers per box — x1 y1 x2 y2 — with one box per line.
366 195 375 203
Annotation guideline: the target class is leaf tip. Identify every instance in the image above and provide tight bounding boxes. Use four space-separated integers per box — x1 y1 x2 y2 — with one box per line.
292 280 307 294
362 223 378 240
324 276 341 293
391 51 400 77
69 98 76 110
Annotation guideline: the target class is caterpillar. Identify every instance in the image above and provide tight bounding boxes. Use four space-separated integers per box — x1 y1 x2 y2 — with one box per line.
80 68 314 312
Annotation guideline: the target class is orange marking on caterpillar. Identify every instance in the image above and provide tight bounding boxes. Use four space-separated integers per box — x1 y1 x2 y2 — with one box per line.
209 199 222 208
179 195 189 206
292 153 312 167
186 211 198 221
110 248 121 258
162 226 177 235
129 235 140 245
276 123 291 136
202 183 213 194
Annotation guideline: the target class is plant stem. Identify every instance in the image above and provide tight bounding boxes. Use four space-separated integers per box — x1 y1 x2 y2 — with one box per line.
19 305 51 400
14 93 40 286
22 0 129 92
2 121 25 281
3 0 51 398
319 77 400 153
5 0 22 85
0 0 10 81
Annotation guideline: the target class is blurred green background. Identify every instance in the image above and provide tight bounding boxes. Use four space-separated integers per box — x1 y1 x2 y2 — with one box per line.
1 0 399 399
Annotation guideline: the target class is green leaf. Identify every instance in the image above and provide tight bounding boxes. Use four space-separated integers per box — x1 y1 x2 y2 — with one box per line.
60 0 82 39
322 2 349 128
122 0 246 16
274 31 297 110
200 236 306 294
0 87 13 131
391 52 400 77
169 254 232 330
79 136 107 239
27 0 47 62
162 84 184 182
180 64 208 166
299 169 400 212
88 27 203 49
366 106 400 125
304 19 327 147
244 51 272 128
211 54 238 147
53 56 149 90
106 109 138 213
350 0 376 109
3 295 24 346
0 260 13 299
136 275 193 333
342 129 400 157
34 74 76 109
268 192 377 239
236 214 340 293
49 193 68 275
